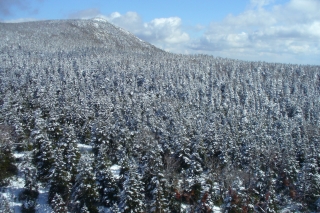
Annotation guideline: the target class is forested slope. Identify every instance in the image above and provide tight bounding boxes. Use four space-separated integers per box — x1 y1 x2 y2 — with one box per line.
0 19 320 212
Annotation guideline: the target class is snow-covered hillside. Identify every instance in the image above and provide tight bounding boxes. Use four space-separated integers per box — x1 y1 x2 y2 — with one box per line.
0 18 160 53
0 19 320 212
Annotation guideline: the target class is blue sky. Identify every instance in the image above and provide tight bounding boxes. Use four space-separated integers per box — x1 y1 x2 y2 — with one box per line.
1 0 320 65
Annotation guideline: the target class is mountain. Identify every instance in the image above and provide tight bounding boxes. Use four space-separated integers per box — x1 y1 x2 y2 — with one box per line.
1 19 320 213
0 18 161 53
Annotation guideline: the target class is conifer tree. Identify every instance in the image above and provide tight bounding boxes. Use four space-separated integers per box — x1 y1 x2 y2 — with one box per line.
0 194 13 213
70 156 99 213
61 125 81 183
51 193 68 213
0 125 17 185
119 166 145 212
20 168 39 213
95 145 119 207
48 148 71 204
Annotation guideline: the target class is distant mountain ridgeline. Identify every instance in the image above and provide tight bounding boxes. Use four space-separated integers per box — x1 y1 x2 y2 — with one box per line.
0 18 160 53
1 19 320 212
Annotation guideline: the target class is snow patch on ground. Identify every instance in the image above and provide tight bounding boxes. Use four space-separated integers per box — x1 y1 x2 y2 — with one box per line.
1 177 24 212
0 151 53 213
77 143 92 152
212 205 222 212
180 202 222 212
93 23 99 28
110 164 121 179
117 26 130 35
93 17 108 23
13 153 25 159
35 187 52 213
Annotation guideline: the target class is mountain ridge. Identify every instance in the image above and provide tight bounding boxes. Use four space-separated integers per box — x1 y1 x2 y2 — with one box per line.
0 18 162 53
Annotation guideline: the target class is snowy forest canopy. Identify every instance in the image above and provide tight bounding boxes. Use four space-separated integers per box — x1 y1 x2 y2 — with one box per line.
1 19 320 212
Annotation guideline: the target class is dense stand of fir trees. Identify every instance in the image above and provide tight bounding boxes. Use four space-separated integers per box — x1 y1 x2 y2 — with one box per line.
1 19 320 212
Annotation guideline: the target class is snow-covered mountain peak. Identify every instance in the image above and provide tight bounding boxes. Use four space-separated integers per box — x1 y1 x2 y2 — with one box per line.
0 19 161 53
92 17 108 23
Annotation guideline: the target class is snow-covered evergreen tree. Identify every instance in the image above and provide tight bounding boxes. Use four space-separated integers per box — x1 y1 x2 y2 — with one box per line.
0 194 13 213
48 148 71 204
95 145 119 207
119 166 146 212
70 156 99 213
20 167 39 213
51 193 68 213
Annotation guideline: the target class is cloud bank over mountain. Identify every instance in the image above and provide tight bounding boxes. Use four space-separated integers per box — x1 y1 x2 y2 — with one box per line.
1 0 319 65
69 10 189 53
190 0 320 64
66 0 320 65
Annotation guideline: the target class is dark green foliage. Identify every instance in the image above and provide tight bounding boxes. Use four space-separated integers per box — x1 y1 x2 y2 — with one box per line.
70 157 99 213
33 137 55 182
21 199 37 213
0 145 17 186
48 148 71 203
31 114 55 182
146 175 169 212
168 186 182 213
0 125 17 186
60 125 81 182
51 193 68 213
19 168 39 201
119 165 146 212
95 145 119 207
190 181 202 203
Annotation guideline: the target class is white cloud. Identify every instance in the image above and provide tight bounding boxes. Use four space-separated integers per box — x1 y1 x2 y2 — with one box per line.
103 12 144 36
2 0 318 64
2 17 37 23
190 0 320 64
250 0 275 9
66 1 320 64
105 12 189 44
98 12 190 52
65 9 190 52
143 17 189 43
